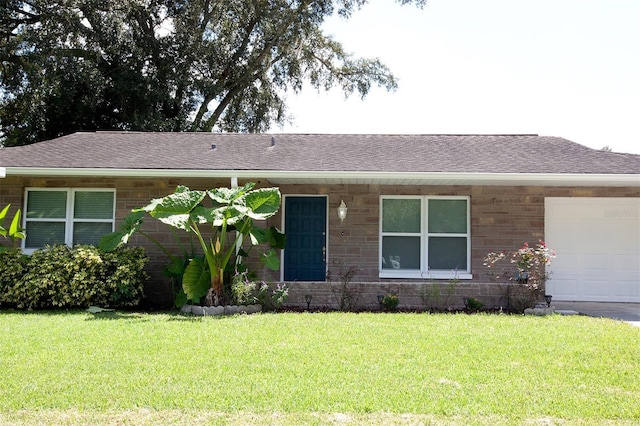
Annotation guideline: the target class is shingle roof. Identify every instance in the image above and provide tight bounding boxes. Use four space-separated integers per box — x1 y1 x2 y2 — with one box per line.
1 132 639 176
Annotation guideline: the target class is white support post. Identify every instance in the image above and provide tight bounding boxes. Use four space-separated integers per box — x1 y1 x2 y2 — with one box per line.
230 176 242 265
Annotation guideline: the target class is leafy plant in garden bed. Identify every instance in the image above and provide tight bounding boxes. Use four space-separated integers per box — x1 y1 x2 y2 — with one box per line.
327 261 362 311
419 275 459 312
0 204 25 251
101 183 285 307
0 245 148 309
380 293 399 311
484 240 555 311
230 271 289 312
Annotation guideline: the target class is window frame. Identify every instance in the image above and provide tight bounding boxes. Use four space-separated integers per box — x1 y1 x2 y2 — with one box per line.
22 188 116 253
379 195 471 280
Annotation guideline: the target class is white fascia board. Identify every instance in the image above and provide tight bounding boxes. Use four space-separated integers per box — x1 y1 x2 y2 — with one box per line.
4 167 639 187
264 171 640 186
4 167 240 178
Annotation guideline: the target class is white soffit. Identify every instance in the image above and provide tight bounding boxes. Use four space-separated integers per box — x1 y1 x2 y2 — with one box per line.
4 167 640 187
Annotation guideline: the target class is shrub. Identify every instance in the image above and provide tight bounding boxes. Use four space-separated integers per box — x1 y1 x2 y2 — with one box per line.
0 245 148 309
0 248 29 300
419 277 458 311
230 272 258 305
327 262 362 312
381 293 399 311
257 282 289 312
101 246 149 307
484 241 556 311
465 297 484 311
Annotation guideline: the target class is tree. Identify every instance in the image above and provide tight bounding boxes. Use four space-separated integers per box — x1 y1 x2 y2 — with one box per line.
0 0 425 146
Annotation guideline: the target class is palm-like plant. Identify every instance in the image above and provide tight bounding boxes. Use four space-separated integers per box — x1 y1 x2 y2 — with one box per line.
100 183 285 306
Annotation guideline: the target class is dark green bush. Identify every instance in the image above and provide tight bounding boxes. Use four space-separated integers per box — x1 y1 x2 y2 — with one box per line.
466 297 484 311
0 248 29 299
0 245 148 309
381 293 399 311
100 247 148 307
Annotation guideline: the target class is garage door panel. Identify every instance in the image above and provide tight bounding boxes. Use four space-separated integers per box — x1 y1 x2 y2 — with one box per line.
548 278 577 299
612 281 639 298
581 254 610 269
606 224 638 247
583 279 609 298
614 255 640 276
545 197 640 303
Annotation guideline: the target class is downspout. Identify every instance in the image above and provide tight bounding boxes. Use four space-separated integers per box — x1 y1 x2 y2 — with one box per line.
0 167 5 178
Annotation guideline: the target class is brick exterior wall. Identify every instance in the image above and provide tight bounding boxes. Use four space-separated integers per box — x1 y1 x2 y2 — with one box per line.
2 176 638 309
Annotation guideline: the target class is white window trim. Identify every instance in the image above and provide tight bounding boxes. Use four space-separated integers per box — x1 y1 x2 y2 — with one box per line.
22 188 116 254
379 195 471 280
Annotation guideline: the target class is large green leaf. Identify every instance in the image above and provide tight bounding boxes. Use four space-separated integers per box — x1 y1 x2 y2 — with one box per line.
182 257 211 301
98 210 145 251
248 226 285 248
174 288 189 308
243 188 281 220
194 205 245 227
9 209 25 240
148 189 206 230
0 205 23 240
267 226 286 249
0 204 9 238
260 248 281 270
208 183 255 204
163 256 187 279
190 205 218 225
249 226 269 245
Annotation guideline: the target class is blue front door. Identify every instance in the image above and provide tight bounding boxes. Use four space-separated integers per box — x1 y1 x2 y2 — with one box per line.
284 196 327 281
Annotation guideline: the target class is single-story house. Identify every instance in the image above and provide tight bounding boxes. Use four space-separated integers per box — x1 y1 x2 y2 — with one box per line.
1 132 638 308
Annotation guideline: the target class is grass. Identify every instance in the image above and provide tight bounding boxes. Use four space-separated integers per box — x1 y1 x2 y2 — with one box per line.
0 310 639 425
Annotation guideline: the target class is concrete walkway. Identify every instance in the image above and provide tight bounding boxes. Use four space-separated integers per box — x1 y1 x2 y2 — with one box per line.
552 302 640 327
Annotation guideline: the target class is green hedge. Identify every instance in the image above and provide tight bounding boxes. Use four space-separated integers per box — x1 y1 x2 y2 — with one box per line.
0 245 148 309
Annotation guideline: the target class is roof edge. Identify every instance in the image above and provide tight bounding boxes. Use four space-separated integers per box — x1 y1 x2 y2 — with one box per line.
4 167 639 187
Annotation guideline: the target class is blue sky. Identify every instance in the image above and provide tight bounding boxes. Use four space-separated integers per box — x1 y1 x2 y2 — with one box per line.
280 0 640 154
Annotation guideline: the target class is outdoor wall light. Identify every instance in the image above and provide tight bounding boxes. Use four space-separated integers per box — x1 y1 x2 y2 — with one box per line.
305 294 312 310
544 294 552 307
377 294 384 306
337 200 348 222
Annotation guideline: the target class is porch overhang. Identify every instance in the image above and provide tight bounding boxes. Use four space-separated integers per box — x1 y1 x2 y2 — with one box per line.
3 167 639 187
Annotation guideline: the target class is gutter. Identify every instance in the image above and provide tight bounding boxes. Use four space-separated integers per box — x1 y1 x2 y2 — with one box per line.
3 167 639 187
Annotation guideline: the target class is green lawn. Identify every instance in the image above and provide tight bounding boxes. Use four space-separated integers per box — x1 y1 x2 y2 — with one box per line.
1 311 639 425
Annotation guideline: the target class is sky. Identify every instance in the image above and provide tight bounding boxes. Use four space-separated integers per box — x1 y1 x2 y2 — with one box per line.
279 0 640 155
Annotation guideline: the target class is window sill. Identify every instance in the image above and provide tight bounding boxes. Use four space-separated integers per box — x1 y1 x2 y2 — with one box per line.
379 271 472 280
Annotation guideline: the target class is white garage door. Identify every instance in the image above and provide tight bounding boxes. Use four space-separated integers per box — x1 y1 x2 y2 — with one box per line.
545 198 640 302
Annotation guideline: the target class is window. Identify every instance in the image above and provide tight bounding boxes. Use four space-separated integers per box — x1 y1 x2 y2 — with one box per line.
23 188 115 252
380 196 470 279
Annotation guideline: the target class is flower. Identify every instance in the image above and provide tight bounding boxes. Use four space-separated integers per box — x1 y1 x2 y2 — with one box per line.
512 241 555 271
484 240 555 290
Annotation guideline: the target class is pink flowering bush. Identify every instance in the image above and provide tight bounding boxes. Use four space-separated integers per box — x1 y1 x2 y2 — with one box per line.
484 241 556 310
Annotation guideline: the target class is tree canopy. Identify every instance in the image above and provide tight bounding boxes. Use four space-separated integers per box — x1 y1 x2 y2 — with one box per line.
0 0 425 146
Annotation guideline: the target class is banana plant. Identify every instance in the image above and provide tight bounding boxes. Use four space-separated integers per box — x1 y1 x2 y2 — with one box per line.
0 204 25 252
100 183 285 305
